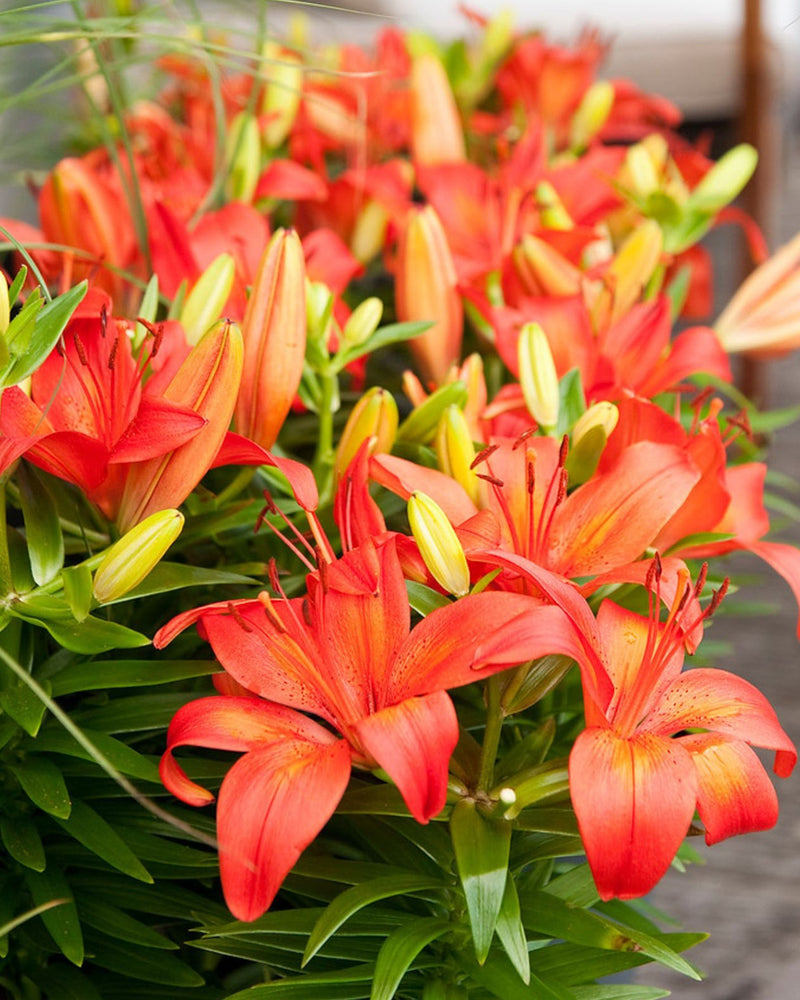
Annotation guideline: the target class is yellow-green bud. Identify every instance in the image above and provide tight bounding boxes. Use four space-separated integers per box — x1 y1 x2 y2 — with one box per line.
260 41 303 149
305 279 333 346
536 182 573 231
0 273 9 336
625 142 661 197
435 405 481 505
342 297 383 347
408 491 470 598
518 322 559 432
690 144 758 213
570 80 614 152
566 401 619 485
335 386 398 481
225 111 262 203
92 509 184 603
179 253 236 346
351 200 389 264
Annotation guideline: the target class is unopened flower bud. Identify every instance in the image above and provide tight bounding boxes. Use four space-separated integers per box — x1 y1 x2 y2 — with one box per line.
92 508 184 603
396 205 463 383
593 219 663 329
260 41 303 149
306 280 334 346
408 491 470 597
566 401 619 485
410 52 466 166
0 273 9 336
518 323 559 432
570 80 614 152
625 142 660 197
342 297 383 347
335 387 398 481
514 233 582 297
350 200 389 264
179 253 236 346
690 143 758 213
435 405 481 505
225 111 262 203
536 182 573 231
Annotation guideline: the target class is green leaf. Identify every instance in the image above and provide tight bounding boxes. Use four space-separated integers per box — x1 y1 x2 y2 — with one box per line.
571 987 670 1000
16 462 64 585
556 368 586 437
13 756 71 818
2 281 88 387
334 320 431 370
1 815 46 871
462 953 576 1000
0 672 51 736
24 867 84 966
303 874 447 966
495 875 530 985
225 965 376 1000
11 605 150 654
73 692 198 733
76 895 178 950
53 799 153 883
531 932 707 984
521 891 701 980
82 931 204 986
405 580 452 616
34 965 104 1000
108 561 260 603
337 783 413 818
62 563 94 623
371 918 452 1000
50 658 219 696
450 798 511 963
28 726 161 783
397 381 468 444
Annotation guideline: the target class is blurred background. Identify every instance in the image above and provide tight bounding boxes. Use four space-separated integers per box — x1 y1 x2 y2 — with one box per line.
2 3 800 996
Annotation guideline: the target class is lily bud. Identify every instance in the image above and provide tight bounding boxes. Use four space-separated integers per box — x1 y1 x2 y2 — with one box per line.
566 401 619 485
410 52 466 166
690 144 758 213
570 80 614 152
306 280 333 347
408 491 470 597
396 205 463 384
92 508 184 603
536 182 573 231
518 322 559 432
513 233 582 297
334 386 398 481
591 219 663 329
350 200 389 264
236 229 306 449
342 297 383 347
458 353 488 441
225 111 262 203
625 143 661 198
0 273 9 336
118 320 243 531
260 41 303 149
435 405 481 505
179 253 236 346
715 229 800 358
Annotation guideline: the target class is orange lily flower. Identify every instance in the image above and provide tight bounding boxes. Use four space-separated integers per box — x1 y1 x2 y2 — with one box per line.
569 565 796 900
155 533 586 920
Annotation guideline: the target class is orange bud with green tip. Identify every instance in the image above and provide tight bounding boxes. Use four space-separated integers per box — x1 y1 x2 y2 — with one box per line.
396 205 463 384
117 319 243 530
235 228 306 449
92 508 184 603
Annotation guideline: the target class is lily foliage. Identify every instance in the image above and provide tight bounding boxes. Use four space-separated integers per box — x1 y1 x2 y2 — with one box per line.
0 2 798 998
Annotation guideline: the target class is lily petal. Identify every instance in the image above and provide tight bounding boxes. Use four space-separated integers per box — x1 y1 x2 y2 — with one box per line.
354 690 458 822
680 732 779 844
217 737 352 921
569 728 697 900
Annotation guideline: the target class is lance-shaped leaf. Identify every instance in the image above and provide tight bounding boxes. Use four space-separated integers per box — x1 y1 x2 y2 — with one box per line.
371 917 452 1000
450 798 511 963
16 462 64 586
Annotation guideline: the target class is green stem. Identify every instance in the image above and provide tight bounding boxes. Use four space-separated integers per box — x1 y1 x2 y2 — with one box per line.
477 674 504 792
0 482 12 596
314 369 338 504
216 466 256 506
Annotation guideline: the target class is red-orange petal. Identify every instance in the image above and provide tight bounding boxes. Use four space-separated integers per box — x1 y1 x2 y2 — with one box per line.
569 728 697 900
354 690 458 822
680 732 779 845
